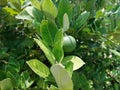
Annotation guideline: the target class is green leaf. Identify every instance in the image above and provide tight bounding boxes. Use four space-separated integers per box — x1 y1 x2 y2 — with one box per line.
52 29 64 62
0 78 13 90
72 72 90 90
49 85 59 90
32 7 43 22
51 64 73 90
63 13 69 32
16 7 33 21
40 20 53 46
34 38 55 64
0 0 7 6
3 7 18 15
96 9 105 19
30 0 41 10
75 11 90 29
109 49 120 57
58 0 72 26
6 71 20 87
62 56 85 71
65 61 73 78
42 0 58 19
8 0 21 11
26 59 50 78
20 71 34 89
25 6 34 17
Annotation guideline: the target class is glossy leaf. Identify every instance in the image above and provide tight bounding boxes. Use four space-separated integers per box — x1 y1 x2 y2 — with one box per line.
51 64 73 90
62 56 85 70
34 38 55 64
26 59 50 78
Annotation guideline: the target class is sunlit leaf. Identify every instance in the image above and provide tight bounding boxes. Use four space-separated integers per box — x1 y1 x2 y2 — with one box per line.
34 38 55 64
26 59 50 78
30 0 41 10
62 56 85 70
0 78 13 90
51 64 73 90
42 0 58 19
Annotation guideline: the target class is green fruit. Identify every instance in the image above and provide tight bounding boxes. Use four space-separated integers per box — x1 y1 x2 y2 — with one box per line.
63 35 76 52
0 0 7 7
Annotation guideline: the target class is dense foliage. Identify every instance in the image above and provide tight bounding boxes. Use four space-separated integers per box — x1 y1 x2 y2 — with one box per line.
0 0 120 90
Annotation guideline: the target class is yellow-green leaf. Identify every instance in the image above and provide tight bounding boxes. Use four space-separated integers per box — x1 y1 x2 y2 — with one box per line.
42 0 58 19
26 59 50 78
51 64 73 90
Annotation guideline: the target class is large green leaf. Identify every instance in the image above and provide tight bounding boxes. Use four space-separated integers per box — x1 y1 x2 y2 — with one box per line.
0 78 13 90
42 0 58 19
58 0 72 26
51 64 73 90
75 11 90 29
34 38 55 64
26 59 50 78
62 56 85 71
40 20 58 46
40 20 53 46
63 13 70 32
52 29 64 62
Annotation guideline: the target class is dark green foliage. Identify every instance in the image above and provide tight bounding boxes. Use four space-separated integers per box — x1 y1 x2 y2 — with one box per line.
0 0 120 90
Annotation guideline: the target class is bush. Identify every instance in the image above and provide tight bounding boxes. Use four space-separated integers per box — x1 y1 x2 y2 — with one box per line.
0 0 120 90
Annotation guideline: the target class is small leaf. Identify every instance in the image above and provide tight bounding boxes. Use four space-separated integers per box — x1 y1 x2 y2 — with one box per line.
49 85 59 90
30 0 41 10
51 64 73 90
58 0 72 26
34 38 55 64
0 78 13 90
25 6 34 17
20 71 34 89
52 29 64 62
75 11 90 29
8 0 21 11
26 59 50 78
3 7 18 15
62 56 85 70
42 0 58 19
63 13 69 32
16 7 33 21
